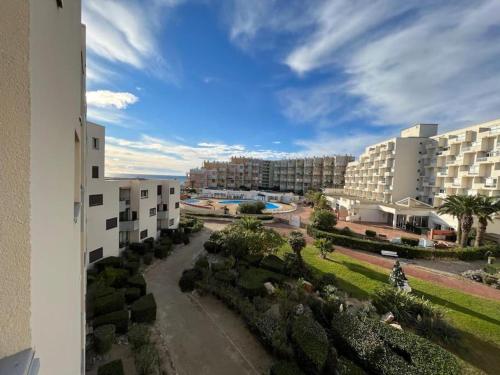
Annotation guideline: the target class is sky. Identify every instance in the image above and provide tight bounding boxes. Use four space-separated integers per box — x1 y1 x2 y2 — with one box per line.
83 0 500 176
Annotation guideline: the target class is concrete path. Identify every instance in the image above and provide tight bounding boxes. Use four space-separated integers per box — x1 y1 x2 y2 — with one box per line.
145 224 273 375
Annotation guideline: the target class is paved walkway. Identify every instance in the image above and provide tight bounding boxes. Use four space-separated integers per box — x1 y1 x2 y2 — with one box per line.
145 225 273 375
335 220 422 240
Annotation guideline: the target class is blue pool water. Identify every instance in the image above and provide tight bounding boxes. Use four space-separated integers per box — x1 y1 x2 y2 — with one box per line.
183 198 200 204
218 199 280 210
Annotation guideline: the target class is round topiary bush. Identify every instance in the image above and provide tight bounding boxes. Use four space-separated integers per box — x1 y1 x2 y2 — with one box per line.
131 294 157 323
94 291 125 316
179 268 202 292
127 274 147 296
94 324 116 354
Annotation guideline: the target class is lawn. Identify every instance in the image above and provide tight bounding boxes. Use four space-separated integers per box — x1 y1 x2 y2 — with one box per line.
278 245 500 373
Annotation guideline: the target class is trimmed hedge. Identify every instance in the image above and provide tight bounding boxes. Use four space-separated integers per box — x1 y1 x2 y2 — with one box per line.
97 360 124 375
308 225 500 260
143 252 153 265
365 229 376 238
100 267 129 288
94 310 129 334
330 312 460 375
94 324 115 354
179 268 202 292
94 286 116 300
128 324 151 349
154 245 169 259
131 294 157 323
123 261 140 276
237 267 285 297
260 255 286 274
214 270 237 284
129 242 147 255
95 256 123 272
128 274 147 295
94 291 125 316
401 237 419 246
125 287 142 304
270 361 305 375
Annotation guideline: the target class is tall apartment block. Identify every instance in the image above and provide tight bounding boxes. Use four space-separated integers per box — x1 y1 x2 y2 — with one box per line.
85 123 181 267
1 0 86 373
330 121 500 235
187 155 353 193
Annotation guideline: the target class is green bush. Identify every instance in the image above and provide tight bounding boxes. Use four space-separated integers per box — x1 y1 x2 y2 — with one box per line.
340 227 354 237
260 255 286 274
97 359 124 375
194 256 209 270
94 286 116 300
242 253 263 266
94 310 129 334
95 256 123 272
125 288 142 304
131 294 157 323
330 312 460 375
310 209 337 232
270 361 305 375
214 270 237 283
128 324 151 350
130 242 148 255
124 261 140 276
365 229 376 238
134 344 160 375
237 267 285 297
99 267 130 288
94 324 115 354
179 268 202 292
144 237 155 249
154 244 169 259
185 212 274 220
128 274 147 295
183 233 190 245
143 252 153 265
308 225 500 260
291 315 331 374
401 237 419 246
94 291 125 316
238 201 266 214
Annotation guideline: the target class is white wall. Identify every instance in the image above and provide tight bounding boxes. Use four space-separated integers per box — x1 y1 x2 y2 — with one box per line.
392 138 424 201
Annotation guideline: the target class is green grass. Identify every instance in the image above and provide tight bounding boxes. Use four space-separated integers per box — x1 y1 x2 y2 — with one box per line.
278 244 500 373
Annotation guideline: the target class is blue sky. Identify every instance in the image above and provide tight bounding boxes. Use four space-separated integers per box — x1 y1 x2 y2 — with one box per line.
83 0 500 176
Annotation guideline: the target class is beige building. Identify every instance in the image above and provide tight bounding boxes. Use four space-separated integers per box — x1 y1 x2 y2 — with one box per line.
1 0 86 373
187 155 353 193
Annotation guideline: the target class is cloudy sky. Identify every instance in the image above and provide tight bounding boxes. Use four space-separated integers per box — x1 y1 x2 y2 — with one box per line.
83 0 500 176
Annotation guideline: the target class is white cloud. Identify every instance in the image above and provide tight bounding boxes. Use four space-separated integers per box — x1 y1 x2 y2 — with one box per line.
272 141 281 144
87 90 139 109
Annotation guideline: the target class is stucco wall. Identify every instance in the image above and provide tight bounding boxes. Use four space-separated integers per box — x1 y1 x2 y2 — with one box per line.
29 0 83 373
392 138 423 201
0 0 32 357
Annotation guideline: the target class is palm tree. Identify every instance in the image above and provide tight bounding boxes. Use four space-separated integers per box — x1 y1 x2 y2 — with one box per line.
288 231 306 267
234 217 262 232
473 196 500 247
437 195 464 245
438 195 479 247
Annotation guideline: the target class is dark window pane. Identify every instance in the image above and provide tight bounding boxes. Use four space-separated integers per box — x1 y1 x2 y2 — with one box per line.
89 247 103 263
157 185 162 195
170 187 175 194
92 166 99 179
106 217 118 230
89 194 103 207
175 202 179 209
141 189 148 199
149 208 156 216
140 229 148 239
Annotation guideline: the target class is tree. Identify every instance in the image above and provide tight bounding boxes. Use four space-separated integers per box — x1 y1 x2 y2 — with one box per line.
314 238 334 259
389 260 407 290
234 217 262 232
473 196 500 247
310 209 337 232
438 195 479 247
288 231 306 267
437 195 464 245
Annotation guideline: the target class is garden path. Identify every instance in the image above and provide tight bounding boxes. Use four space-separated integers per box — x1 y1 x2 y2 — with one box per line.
145 224 273 375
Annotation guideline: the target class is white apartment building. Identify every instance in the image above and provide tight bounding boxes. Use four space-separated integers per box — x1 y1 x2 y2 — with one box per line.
329 121 500 236
85 123 181 267
1 1 86 374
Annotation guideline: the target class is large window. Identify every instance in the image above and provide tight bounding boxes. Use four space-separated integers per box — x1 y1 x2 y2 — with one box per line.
141 189 148 199
170 187 175 194
89 247 103 263
140 229 148 239
89 194 103 207
149 208 156 216
92 166 99 179
106 217 118 230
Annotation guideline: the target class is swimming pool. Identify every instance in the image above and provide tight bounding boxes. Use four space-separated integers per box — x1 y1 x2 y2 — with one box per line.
183 198 201 204
218 199 280 210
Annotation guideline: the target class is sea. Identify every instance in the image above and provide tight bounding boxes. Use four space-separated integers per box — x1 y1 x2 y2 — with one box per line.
107 173 187 184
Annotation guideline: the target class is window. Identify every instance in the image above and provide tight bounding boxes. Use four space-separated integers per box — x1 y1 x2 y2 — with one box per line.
89 194 103 207
175 202 179 209
141 189 148 199
89 247 103 263
56 0 64 8
157 185 162 195
149 208 156 216
92 166 99 179
170 187 175 194
169 219 174 226
92 137 99 150
140 229 148 239
106 217 118 230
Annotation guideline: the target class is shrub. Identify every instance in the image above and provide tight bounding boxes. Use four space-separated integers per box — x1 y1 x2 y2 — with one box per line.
94 324 115 354
134 344 160 375
310 210 337 232
94 291 125 316
131 294 157 323
260 255 286 274
214 270 237 284
125 288 142 304
340 226 354 236
154 245 169 259
95 256 123 272
179 268 202 292
94 286 116 300
128 324 151 350
237 267 285 297
130 242 148 255
238 201 266 214
99 267 130 288
93 310 129 334
315 273 337 290
97 360 124 375
183 233 190 245
365 229 376 238
401 237 419 246
143 252 153 265
123 261 140 276
242 253 263 266
144 237 155 249
270 361 305 375
128 274 147 296
194 256 209 271
291 314 331 374
203 240 220 254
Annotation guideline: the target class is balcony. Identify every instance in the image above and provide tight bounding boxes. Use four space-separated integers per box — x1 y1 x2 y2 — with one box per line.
157 210 168 219
119 199 130 212
485 178 498 188
119 219 139 231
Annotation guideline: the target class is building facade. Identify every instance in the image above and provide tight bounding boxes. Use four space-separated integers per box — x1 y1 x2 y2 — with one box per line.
329 121 500 235
85 123 181 268
187 155 354 193
1 0 86 373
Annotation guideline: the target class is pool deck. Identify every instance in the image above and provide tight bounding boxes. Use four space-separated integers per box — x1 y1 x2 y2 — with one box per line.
181 198 295 215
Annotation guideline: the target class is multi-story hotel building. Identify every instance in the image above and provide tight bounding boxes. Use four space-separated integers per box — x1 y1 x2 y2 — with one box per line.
1 0 86 373
85 123 181 267
187 155 354 193
329 121 500 235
